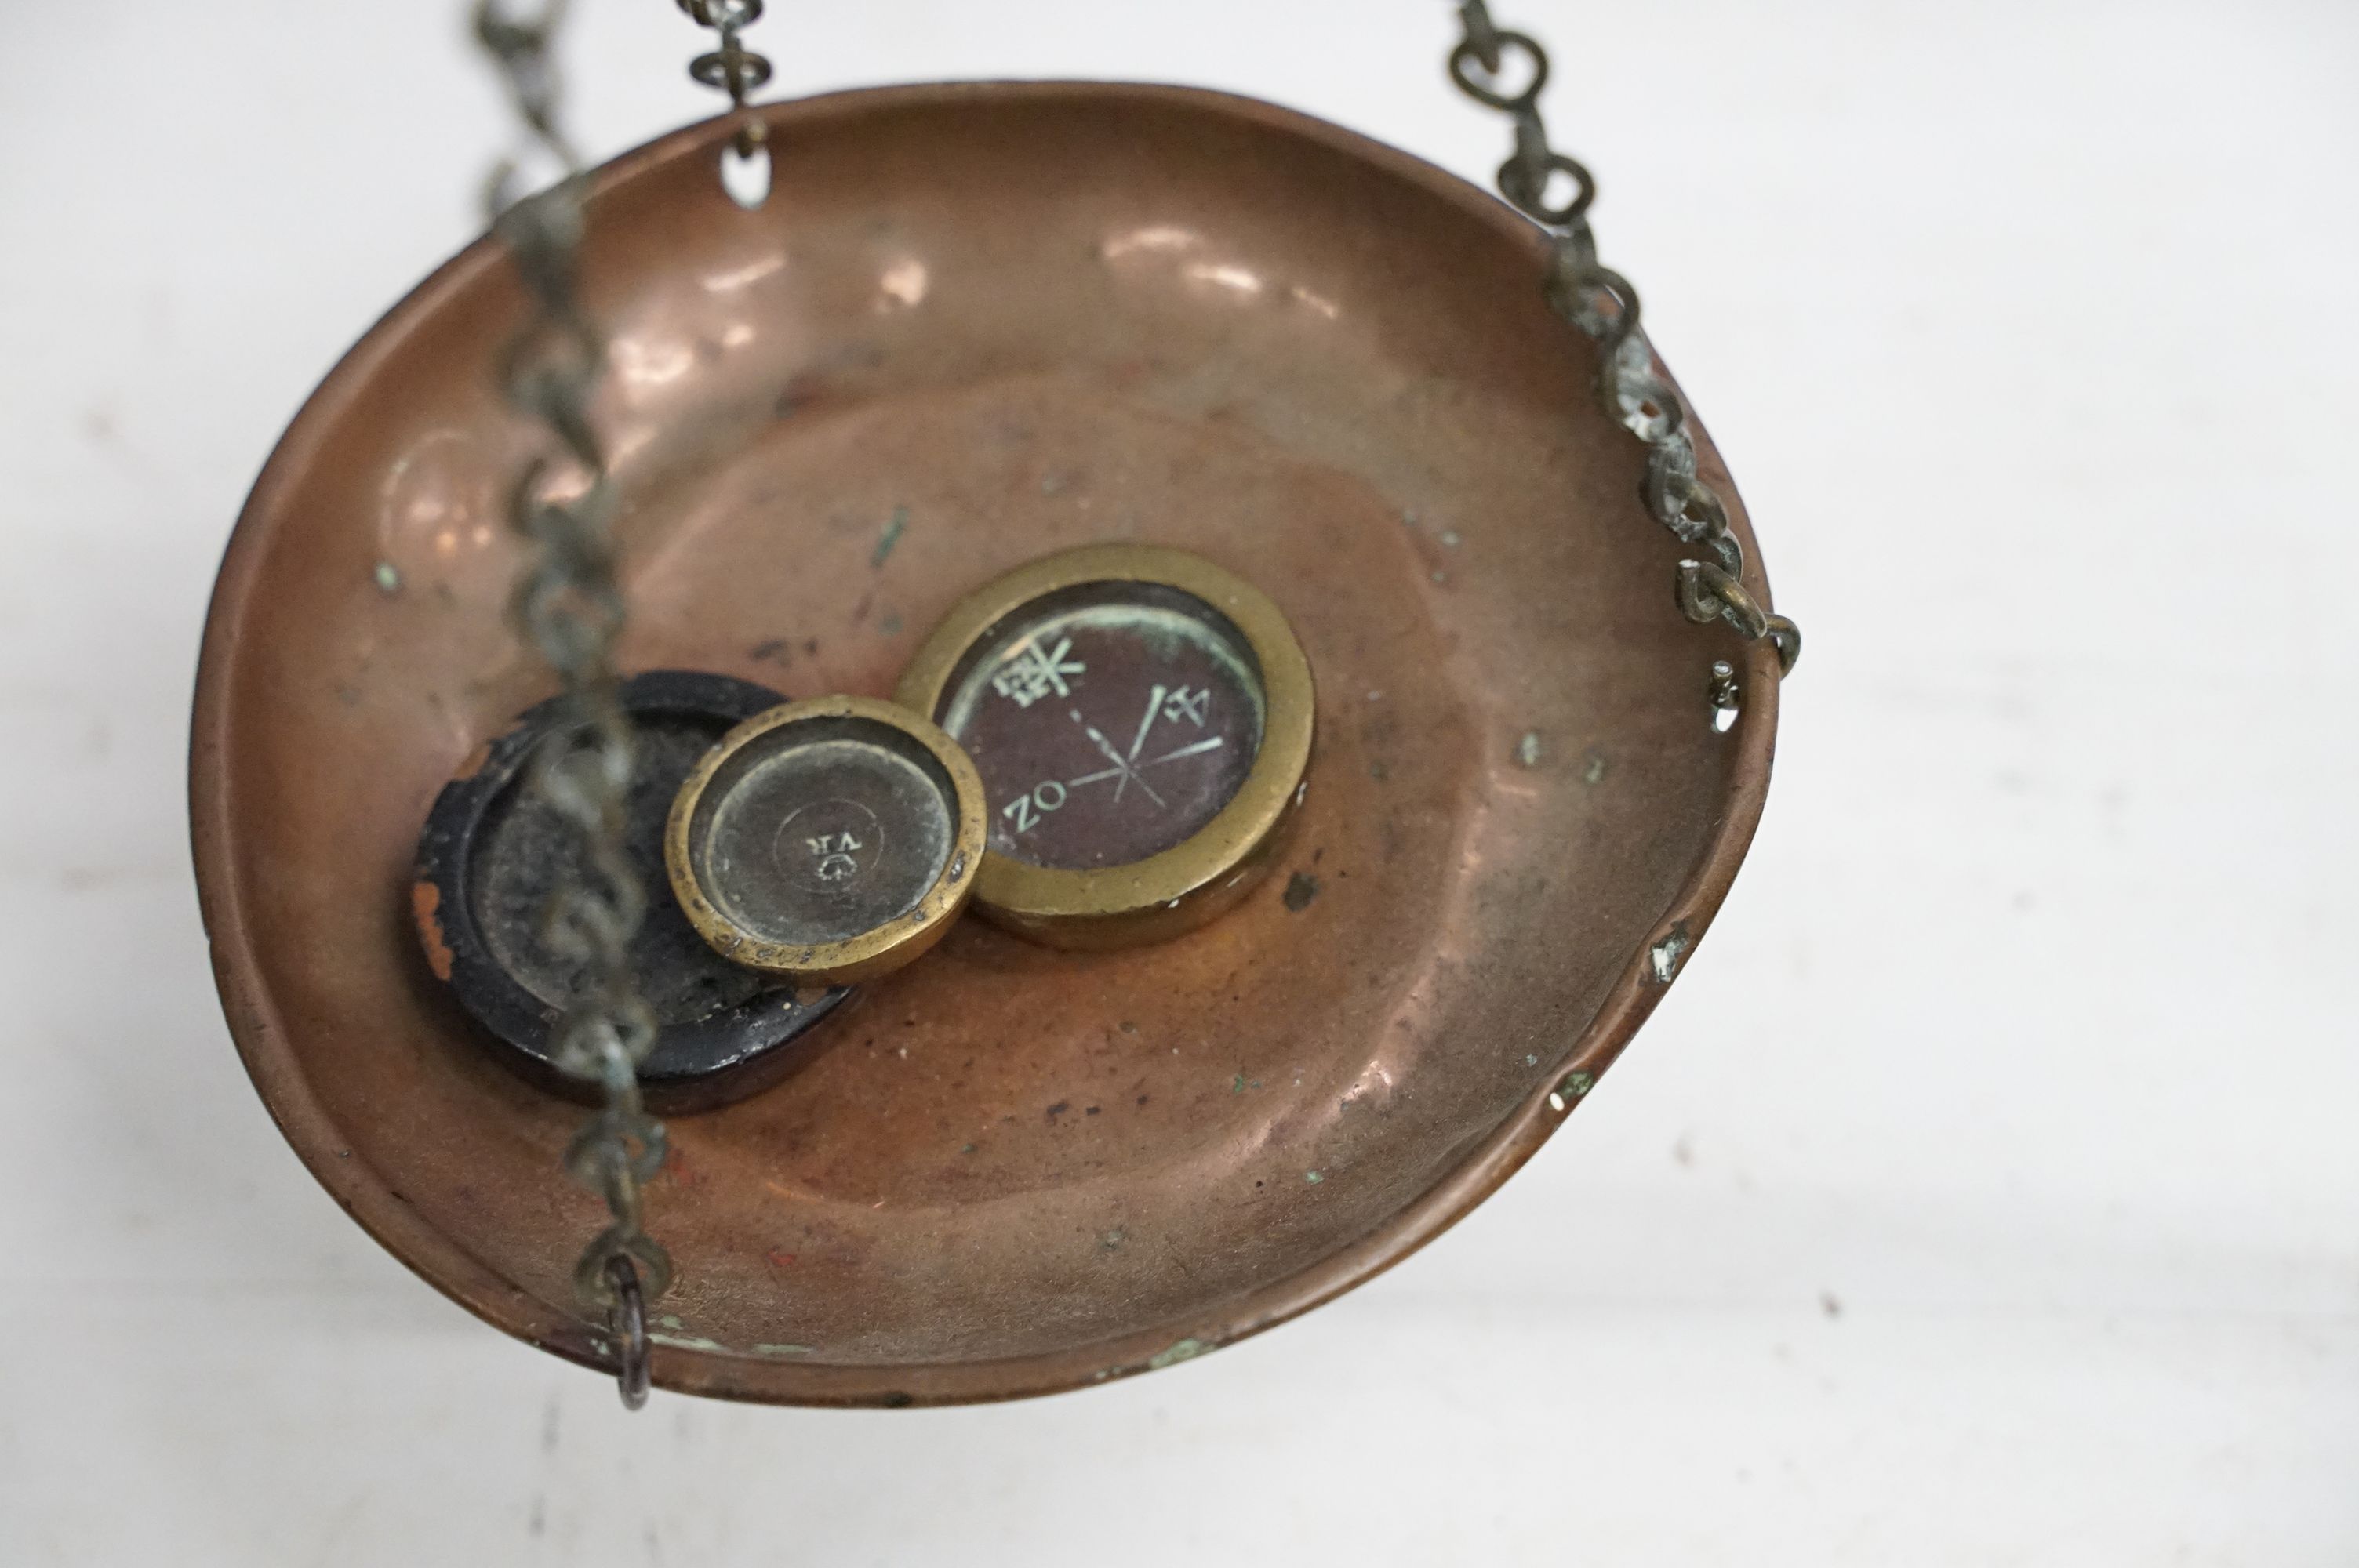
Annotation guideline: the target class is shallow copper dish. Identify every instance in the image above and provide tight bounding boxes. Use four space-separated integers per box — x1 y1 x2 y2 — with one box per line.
191 82 1782 1406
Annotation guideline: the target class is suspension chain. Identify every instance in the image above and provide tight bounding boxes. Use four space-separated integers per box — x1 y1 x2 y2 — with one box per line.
676 0 775 156
473 0 671 1411
1450 2 1800 677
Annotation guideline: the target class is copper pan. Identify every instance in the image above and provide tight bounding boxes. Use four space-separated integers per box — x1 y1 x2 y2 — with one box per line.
189 82 1782 1406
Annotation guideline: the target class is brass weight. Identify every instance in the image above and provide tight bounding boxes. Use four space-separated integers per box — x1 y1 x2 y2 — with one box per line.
667 695 987 985
896 545 1315 949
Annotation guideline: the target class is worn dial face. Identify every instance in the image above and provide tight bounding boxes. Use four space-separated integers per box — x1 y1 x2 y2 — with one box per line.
939 586 1267 871
694 735 953 948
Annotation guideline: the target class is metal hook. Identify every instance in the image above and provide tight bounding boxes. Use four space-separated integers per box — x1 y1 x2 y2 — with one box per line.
604 1253 652 1410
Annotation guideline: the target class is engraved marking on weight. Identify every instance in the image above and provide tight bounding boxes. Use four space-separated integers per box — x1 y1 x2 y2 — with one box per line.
1121 683 1212 771
806 831 863 883
1161 685 1210 728
1073 708 1166 808
776 799 884 891
1062 735 1227 802
1128 684 1168 764
990 634 1085 708
1146 735 1225 766
1003 780 1069 836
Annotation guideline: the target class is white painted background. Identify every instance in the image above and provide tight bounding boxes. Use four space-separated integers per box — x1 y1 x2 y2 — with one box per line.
2 2 2354 1563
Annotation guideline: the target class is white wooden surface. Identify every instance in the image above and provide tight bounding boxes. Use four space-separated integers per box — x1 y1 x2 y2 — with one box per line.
2 2 2354 1563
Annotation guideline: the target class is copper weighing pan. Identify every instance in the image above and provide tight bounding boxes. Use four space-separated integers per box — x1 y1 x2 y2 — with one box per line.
191 82 1782 1406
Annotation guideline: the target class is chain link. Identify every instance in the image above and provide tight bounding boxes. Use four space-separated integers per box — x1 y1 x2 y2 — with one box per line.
474 0 671 1412
676 0 775 157
1451 2 1799 680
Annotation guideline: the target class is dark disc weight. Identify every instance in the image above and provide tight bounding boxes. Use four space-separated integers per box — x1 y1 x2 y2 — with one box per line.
412 670 854 1112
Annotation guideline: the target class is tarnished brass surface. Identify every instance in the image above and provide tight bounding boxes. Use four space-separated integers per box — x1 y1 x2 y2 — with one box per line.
896 543 1314 949
666 695 986 985
190 82 1783 1406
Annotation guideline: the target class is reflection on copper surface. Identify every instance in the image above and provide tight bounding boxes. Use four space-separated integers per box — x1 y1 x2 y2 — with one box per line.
451 524 493 557
608 426 657 473
610 336 697 390
1100 223 1198 259
702 253 786 292
535 460 594 506
1290 283 1342 320
1184 260 1263 297
1108 225 1285 307
1337 1055 1398 1112
377 429 496 576
877 256 929 311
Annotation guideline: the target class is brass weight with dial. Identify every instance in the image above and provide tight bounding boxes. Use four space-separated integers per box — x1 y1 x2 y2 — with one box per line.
896 545 1316 949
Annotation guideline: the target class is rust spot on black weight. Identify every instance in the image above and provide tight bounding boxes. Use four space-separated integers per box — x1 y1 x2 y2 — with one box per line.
412 881 455 981
1283 873 1320 913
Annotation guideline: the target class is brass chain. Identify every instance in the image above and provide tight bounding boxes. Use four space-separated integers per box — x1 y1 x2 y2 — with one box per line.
473 0 671 1411
1451 2 1801 678
676 0 775 156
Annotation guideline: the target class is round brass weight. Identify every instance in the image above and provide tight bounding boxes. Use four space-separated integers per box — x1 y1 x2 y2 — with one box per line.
191 83 1783 1406
667 695 987 985
896 544 1315 950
